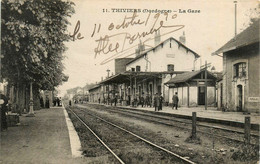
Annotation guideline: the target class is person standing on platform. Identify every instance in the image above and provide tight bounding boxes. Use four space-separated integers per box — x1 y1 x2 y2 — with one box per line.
0 91 8 131
56 97 60 106
172 92 179 110
158 93 164 111
149 94 153 107
144 94 149 107
114 96 117 106
59 97 62 106
140 94 144 107
154 93 159 111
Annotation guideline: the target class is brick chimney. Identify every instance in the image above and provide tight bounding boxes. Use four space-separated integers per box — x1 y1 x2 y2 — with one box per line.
154 30 161 46
179 31 186 45
135 40 145 57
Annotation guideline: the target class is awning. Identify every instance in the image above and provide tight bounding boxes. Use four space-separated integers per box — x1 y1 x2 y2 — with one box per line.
100 71 185 85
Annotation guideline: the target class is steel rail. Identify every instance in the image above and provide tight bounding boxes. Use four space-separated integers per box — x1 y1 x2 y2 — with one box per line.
100 107 259 146
110 106 259 137
83 110 196 164
69 108 125 164
84 104 259 137
78 104 259 146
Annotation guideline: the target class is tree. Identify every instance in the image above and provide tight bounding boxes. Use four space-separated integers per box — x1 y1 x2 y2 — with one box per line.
1 0 74 111
241 4 259 30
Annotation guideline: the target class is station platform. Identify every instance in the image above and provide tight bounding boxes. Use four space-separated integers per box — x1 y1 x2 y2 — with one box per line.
0 107 86 164
88 102 260 130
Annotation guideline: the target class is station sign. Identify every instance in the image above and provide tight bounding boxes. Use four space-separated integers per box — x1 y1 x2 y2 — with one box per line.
248 97 260 102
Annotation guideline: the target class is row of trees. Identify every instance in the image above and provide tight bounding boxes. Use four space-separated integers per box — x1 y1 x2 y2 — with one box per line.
1 0 75 112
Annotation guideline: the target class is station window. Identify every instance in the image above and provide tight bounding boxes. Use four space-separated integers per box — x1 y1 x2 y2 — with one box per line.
131 68 135 72
136 65 141 72
167 64 174 71
233 62 246 78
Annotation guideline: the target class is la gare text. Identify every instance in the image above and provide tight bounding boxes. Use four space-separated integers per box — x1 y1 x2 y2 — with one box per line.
178 9 200 13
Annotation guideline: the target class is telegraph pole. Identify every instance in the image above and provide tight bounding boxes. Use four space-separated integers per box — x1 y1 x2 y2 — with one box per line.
205 61 208 110
201 61 211 110
234 1 237 36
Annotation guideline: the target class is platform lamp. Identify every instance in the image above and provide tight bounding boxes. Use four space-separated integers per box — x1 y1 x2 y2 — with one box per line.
27 82 35 117
106 69 110 78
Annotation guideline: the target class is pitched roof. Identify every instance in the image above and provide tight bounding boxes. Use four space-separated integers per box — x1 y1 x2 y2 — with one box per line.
127 37 200 65
165 69 216 84
88 84 100 91
213 19 259 55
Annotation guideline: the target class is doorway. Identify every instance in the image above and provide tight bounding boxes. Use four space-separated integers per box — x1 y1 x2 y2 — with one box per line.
158 85 161 95
237 85 243 111
220 83 223 108
198 86 205 105
149 84 153 96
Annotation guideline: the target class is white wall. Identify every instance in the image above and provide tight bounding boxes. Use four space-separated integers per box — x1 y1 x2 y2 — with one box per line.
182 87 188 106
126 38 197 72
190 87 198 106
207 86 216 106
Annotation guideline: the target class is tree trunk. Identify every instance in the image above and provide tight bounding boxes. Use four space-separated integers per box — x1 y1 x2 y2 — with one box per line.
16 83 20 114
33 86 41 110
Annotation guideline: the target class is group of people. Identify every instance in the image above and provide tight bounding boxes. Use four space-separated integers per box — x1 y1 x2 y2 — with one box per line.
53 97 62 107
152 92 179 111
95 91 179 111
128 94 153 108
153 93 164 111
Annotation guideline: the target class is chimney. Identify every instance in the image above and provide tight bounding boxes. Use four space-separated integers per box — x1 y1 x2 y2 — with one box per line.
154 30 161 46
179 31 186 45
234 1 237 37
135 40 145 57
106 69 110 78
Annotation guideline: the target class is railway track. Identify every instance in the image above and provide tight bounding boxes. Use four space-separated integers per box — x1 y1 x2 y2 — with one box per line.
78 104 259 146
68 107 197 164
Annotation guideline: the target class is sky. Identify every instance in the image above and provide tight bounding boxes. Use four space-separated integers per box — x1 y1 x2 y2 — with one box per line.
58 0 258 96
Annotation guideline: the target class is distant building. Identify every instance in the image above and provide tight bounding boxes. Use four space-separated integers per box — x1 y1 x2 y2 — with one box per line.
88 84 101 103
213 19 259 112
40 90 53 108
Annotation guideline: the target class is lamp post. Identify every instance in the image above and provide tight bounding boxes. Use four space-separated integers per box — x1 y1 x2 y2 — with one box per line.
27 82 35 117
234 1 237 36
106 69 110 78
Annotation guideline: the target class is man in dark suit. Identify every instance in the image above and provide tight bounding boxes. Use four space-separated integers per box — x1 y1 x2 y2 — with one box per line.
172 92 179 110
154 93 160 111
158 93 164 111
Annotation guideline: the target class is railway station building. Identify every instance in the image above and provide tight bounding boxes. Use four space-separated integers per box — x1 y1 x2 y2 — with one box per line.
91 32 202 106
213 19 260 113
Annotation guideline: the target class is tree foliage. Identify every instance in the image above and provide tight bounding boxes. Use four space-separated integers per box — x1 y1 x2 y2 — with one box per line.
1 0 74 90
